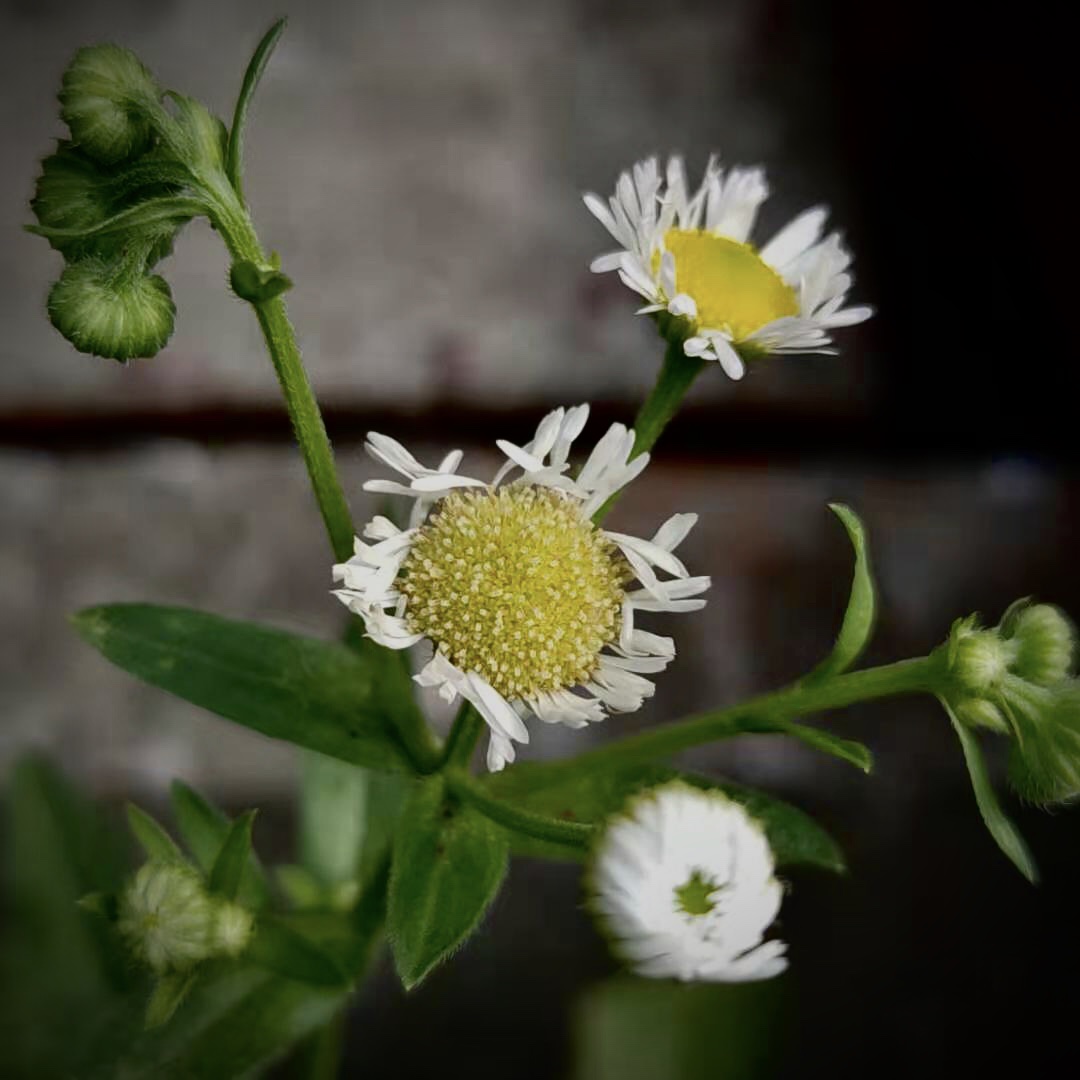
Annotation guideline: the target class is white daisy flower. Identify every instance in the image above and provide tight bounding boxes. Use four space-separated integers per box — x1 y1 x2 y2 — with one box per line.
331 405 709 772
590 783 788 982
585 155 873 380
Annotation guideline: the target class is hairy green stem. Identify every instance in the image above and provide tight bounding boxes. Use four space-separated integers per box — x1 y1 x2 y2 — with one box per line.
441 704 485 770
446 772 594 847
558 655 942 774
210 194 355 563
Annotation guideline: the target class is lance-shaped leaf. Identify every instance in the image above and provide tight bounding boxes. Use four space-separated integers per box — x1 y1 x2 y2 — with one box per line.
126 803 183 862
247 916 348 987
485 762 844 872
805 503 877 683
208 811 257 901
71 604 415 772
942 697 1038 883
145 972 198 1030
226 17 287 201
388 777 508 990
170 781 270 909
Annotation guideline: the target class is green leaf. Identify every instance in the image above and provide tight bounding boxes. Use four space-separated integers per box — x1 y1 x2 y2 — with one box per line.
169 781 270 909
77 891 120 920
767 716 873 773
145 972 198 1029
126 802 183 862
27 195 204 243
943 698 1038 883
208 811 257 900
83 966 345 1080
299 752 369 889
247 917 348 987
226 18 287 201
1 757 133 1076
486 762 844 872
71 604 415 772
388 777 508 989
805 503 878 682
229 259 293 303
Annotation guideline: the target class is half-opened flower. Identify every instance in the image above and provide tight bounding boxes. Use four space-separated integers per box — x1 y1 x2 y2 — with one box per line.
332 405 709 771
589 783 788 982
585 155 872 379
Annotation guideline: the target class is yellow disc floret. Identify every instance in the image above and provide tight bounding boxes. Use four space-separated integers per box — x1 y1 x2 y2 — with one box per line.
400 486 627 700
658 230 799 340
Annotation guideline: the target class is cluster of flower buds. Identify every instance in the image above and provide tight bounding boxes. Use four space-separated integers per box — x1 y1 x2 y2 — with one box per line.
117 860 254 976
942 601 1079 804
29 45 237 361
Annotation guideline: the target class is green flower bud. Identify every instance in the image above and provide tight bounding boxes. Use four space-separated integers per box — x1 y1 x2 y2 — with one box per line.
949 625 1014 694
1004 603 1076 688
30 143 114 260
59 45 160 166
1005 680 1080 805
48 258 175 361
213 901 255 958
118 862 217 974
951 696 1009 734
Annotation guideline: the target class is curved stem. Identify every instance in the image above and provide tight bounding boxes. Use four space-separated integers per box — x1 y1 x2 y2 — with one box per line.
630 337 708 460
595 337 706 521
446 772 594 848
209 194 355 563
558 655 942 775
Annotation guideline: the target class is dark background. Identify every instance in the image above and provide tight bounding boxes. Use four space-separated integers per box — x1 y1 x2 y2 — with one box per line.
1 1 1077 1077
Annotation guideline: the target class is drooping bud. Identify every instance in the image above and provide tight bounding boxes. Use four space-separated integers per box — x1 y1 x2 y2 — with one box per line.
1005 681 1080 805
59 45 161 166
117 862 218 975
1002 602 1076 688
48 258 175 361
30 143 115 260
942 604 1080 806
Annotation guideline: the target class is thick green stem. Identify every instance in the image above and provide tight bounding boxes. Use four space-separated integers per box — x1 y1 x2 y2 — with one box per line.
210 194 355 563
441 704 485 770
447 772 594 848
558 655 941 774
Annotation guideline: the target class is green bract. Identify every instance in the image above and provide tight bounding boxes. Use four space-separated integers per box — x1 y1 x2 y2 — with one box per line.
59 45 160 165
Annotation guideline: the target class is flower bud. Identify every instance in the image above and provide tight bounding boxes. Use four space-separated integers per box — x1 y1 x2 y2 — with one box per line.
59 45 160 166
1005 603 1075 688
950 625 1013 694
951 696 1009 734
48 258 175 361
30 143 114 260
117 862 217 974
213 901 255 958
1006 681 1080 805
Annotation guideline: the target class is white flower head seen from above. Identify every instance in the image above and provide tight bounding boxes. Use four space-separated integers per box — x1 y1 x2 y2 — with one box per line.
585 155 873 379
332 405 709 772
589 782 788 983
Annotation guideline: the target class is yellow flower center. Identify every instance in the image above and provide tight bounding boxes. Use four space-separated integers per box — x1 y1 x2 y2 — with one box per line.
400 486 627 701
657 230 799 340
